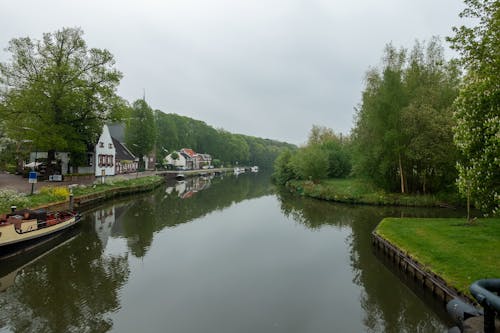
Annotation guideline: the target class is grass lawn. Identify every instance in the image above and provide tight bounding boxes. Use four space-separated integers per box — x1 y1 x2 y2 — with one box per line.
376 217 500 296
287 178 461 207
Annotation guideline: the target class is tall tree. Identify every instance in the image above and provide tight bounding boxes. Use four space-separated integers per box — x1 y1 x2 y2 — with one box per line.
447 0 499 215
125 99 156 169
352 39 460 194
0 27 124 173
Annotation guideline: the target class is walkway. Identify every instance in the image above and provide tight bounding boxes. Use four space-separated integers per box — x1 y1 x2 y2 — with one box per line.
0 171 156 194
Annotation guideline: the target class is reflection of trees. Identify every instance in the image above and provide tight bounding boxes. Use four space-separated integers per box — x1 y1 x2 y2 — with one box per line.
277 191 461 332
0 218 129 333
114 173 274 258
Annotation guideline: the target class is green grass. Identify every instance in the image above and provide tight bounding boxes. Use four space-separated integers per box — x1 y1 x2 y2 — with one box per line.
71 175 162 197
0 176 163 213
286 178 460 207
376 217 500 296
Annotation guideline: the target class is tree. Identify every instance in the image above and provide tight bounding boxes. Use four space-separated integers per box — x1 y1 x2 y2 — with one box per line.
291 145 329 182
447 0 499 215
352 39 460 194
0 27 124 174
125 99 156 170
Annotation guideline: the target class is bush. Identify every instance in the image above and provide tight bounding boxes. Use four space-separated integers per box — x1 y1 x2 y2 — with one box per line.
0 189 29 213
39 186 70 201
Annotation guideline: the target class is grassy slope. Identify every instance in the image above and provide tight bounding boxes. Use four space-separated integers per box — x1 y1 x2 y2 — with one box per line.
287 178 460 207
376 217 500 295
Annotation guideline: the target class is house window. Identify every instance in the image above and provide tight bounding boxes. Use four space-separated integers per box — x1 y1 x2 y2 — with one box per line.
99 142 104 148
109 143 113 149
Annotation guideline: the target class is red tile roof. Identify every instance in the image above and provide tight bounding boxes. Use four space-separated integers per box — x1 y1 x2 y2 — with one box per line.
181 148 196 157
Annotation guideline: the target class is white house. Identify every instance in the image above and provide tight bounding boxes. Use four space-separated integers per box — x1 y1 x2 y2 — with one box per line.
164 151 188 169
95 124 116 177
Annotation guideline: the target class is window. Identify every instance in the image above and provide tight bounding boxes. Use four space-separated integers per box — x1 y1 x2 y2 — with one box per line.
99 142 104 148
109 143 113 149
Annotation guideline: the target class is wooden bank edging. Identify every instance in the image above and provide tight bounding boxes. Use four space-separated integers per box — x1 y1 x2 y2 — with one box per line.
371 231 474 305
32 178 165 212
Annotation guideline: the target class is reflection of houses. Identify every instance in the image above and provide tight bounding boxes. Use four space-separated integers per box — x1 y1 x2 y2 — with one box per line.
93 206 115 247
165 176 212 199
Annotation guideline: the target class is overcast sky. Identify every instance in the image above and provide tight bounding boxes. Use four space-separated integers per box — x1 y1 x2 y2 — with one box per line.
0 0 466 144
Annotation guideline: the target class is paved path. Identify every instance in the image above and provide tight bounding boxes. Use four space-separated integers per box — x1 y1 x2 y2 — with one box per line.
0 171 157 194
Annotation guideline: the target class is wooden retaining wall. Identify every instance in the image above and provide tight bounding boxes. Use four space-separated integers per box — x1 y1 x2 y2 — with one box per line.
371 231 472 305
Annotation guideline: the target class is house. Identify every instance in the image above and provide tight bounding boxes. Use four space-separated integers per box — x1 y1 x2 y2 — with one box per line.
112 137 138 174
109 122 153 171
180 148 197 169
164 151 188 169
197 153 212 168
164 148 212 170
95 124 116 177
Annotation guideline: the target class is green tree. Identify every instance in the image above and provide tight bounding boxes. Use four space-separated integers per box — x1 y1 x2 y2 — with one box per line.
273 149 296 185
0 27 123 173
291 145 329 182
447 0 499 215
125 99 156 170
352 39 460 194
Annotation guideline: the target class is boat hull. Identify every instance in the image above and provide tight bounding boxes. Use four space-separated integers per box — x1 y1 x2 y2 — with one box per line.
0 213 80 248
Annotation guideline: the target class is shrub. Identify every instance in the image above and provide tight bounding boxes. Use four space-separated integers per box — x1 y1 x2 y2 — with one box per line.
39 186 70 201
0 189 30 213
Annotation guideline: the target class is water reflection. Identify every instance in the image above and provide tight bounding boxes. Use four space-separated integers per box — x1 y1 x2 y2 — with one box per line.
277 190 462 332
0 214 129 333
0 174 462 333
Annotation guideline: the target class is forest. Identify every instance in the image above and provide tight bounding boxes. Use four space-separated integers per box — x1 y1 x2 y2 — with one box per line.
273 0 499 215
124 98 296 170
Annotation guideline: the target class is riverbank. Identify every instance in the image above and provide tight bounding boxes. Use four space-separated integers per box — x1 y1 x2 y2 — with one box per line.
374 217 500 298
286 178 461 207
0 175 164 214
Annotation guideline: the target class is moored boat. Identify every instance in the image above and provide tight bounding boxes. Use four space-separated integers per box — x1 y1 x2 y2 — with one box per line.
0 209 81 248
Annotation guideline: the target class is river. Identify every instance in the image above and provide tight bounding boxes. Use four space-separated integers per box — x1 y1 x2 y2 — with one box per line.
0 172 463 332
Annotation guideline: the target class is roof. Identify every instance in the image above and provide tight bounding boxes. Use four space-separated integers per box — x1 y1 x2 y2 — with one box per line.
108 123 126 142
181 148 196 157
112 137 136 161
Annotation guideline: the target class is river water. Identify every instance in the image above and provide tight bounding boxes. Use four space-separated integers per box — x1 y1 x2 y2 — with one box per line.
0 173 463 333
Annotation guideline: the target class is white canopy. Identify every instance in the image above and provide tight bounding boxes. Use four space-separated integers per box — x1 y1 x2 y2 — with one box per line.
24 162 43 168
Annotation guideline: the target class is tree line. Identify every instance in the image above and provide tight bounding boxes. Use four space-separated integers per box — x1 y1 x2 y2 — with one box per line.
274 0 499 215
124 98 295 169
0 27 294 173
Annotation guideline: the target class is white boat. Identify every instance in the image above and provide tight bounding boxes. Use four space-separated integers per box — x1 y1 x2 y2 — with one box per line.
251 166 259 172
0 209 80 248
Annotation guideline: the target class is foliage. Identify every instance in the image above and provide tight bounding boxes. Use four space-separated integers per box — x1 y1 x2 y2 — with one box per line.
0 27 124 168
273 149 296 185
154 111 295 169
39 186 70 201
290 144 329 182
273 125 350 184
0 189 29 214
447 0 500 215
352 39 460 194
376 217 500 295
125 99 156 169
286 178 462 207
